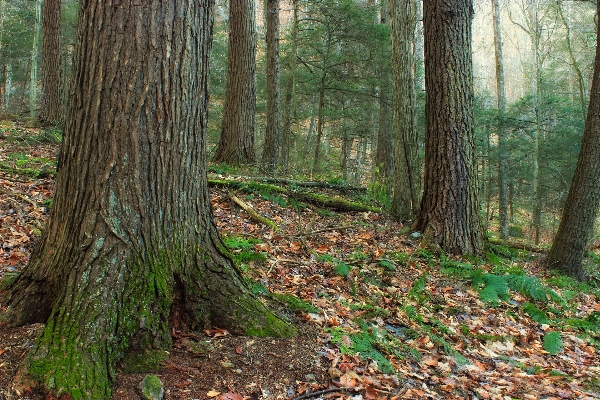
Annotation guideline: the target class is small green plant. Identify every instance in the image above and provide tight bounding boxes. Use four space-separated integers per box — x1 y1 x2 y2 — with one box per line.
378 259 396 271
223 236 262 251
334 261 351 277
508 225 525 238
523 303 552 325
270 293 319 313
542 331 563 355
408 271 429 304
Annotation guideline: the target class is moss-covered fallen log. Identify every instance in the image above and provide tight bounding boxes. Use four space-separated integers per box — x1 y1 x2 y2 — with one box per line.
228 191 279 230
209 179 380 213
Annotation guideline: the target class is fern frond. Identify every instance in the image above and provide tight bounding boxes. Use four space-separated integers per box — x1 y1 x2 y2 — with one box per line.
543 331 563 355
523 303 551 325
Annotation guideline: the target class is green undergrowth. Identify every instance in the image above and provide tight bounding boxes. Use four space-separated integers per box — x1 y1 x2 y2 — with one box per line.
0 152 57 178
437 246 600 353
327 322 420 374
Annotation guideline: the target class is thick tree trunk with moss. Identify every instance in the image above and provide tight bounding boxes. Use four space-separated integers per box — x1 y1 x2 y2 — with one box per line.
39 0 62 125
214 0 257 165
413 0 485 256
547 1 600 280
2 1 294 398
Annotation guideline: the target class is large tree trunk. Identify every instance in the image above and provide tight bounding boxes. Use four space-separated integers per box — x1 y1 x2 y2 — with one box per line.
261 0 281 173
214 0 257 165
39 0 62 125
389 0 420 220
2 1 294 398
491 0 509 240
413 0 485 256
546 1 600 280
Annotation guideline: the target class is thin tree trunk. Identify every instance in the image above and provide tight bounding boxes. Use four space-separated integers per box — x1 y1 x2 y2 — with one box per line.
557 1 586 122
29 0 43 119
3 63 11 110
39 0 62 125
3 1 293 397
262 0 280 173
374 0 394 181
492 0 509 239
280 0 298 171
547 0 600 280
312 75 326 173
389 0 420 220
214 0 257 165
413 0 485 256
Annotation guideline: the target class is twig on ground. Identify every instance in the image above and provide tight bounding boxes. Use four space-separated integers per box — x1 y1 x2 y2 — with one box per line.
291 387 352 400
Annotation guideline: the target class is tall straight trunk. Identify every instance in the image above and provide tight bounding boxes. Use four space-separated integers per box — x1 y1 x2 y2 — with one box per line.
214 0 257 165
374 0 394 180
389 0 420 220
0 0 4 111
3 1 294 398
261 0 280 172
492 0 509 239
413 0 484 255
29 0 43 119
39 0 62 125
557 1 586 122
3 63 11 110
280 0 298 170
312 75 326 173
547 0 600 280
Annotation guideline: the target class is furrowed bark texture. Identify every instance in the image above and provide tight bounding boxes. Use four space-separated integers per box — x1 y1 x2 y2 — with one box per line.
3 1 294 398
213 0 257 165
39 0 62 125
413 0 484 256
547 1 600 280
389 0 420 220
262 0 281 172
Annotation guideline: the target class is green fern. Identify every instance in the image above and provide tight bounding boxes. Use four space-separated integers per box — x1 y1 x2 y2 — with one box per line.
523 303 551 325
543 331 563 355
408 271 429 303
478 274 510 305
505 274 564 305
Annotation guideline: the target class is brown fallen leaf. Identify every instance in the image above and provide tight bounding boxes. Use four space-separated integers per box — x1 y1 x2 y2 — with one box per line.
205 328 229 338
219 393 244 400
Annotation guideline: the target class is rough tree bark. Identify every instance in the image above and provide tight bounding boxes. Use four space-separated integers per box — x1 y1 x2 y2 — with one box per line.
546 0 600 280
280 0 298 171
389 0 420 220
39 0 62 125
412 0 485 256
374 0 394 181
214 0 257 165
2 1 294 398
262 0 281 172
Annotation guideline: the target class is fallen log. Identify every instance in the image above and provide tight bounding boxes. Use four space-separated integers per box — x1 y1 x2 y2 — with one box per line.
227 191 279 231
209 179 380 213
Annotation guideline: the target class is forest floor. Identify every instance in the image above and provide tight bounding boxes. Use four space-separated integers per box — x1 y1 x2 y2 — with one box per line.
0 124 600 400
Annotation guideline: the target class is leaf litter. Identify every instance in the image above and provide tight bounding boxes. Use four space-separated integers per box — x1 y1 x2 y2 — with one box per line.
0 137 599 399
